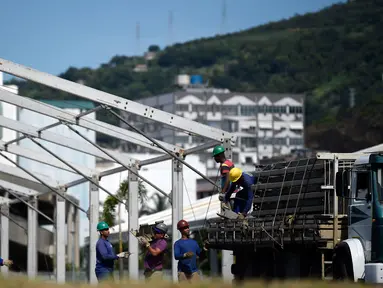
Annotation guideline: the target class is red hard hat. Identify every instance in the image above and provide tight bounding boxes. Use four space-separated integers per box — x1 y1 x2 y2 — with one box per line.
177 219 189 230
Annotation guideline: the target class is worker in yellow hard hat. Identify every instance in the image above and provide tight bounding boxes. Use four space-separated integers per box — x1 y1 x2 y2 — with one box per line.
222 167 256 217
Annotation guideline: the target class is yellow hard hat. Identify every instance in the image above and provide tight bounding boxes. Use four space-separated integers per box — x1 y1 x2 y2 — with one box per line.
229 167 242 183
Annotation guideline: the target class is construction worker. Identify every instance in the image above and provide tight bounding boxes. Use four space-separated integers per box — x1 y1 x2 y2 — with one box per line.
139 222 168 281
223 167 255 217
95 221 130 282
0 257 13 268
173 219 208 283
213 145 235 196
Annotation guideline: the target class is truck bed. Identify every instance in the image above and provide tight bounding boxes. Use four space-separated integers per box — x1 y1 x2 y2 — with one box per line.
206 156 354 250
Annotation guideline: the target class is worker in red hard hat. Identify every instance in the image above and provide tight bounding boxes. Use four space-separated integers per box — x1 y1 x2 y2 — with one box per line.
173 219 209 283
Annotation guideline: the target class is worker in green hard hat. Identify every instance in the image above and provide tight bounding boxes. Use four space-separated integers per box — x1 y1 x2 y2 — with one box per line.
212 145 235 198
95 221 130 282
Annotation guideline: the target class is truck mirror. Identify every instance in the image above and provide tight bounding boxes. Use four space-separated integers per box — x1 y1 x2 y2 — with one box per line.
335 171 350 198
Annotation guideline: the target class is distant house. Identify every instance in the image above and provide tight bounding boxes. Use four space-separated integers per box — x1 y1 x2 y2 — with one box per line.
144 51 157 61
133 64 148 72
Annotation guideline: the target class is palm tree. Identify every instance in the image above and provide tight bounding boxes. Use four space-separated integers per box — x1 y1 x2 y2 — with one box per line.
139 192 171 217
101 178 148 227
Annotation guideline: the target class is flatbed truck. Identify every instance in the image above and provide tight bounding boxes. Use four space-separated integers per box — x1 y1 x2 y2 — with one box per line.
205 152 383 283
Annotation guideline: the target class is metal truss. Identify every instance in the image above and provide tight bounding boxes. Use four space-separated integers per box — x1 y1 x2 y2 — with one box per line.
0 58 235 283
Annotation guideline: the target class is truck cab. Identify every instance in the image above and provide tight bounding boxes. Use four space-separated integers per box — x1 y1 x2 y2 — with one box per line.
335 153 383 283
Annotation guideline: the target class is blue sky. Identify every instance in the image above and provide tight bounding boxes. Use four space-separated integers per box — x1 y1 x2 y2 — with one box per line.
1 0 346 79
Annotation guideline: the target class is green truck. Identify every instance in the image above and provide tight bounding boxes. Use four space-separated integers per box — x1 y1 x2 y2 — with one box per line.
206 152 383 283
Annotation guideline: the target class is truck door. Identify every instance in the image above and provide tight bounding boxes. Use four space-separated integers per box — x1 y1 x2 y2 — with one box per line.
348 170 372 260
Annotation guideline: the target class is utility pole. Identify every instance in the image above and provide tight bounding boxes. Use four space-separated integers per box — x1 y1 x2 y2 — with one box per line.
221 0 227 35
168 10 173 46
136 22 140 56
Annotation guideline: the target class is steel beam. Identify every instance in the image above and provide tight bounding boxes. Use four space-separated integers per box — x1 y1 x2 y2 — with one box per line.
0 179 38 198
128 168 139 280
140 141 219 167
65 124 170 201
0 140 95 177
28 136 126 205
0 154 86 213
171 159 183 283
108 109 221 189
0 192 9 275
0 58 235 143
0 89 181 153
0 161 61 194
27 196 38 279
221 141 233 282
88 174 99 285
56 188 66 283
4 188 54 223
0 115 137 166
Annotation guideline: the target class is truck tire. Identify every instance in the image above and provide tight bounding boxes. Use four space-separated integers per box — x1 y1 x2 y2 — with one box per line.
332 246 354 281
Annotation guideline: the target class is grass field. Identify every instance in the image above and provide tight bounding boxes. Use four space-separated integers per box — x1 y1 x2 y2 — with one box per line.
0 276 364 288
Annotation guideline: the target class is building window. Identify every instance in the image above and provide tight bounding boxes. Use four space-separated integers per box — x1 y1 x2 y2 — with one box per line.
223 105 237 116
290 138 304 145
0 103 2 139
274 138 286 145
176 104 188 112
290 106 303 114
242 137 257 148
240 106 256 116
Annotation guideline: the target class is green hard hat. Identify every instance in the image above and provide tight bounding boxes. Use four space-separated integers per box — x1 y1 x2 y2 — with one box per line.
212 145 225 157
97 221 109 231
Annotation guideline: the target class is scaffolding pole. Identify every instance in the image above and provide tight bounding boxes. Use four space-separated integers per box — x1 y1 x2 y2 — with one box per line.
128 168 139 280
171 159 183 283
88 174 99 285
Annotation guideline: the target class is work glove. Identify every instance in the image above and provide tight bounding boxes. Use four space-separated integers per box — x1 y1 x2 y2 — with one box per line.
203 240 210 251
138 237 150 248
117 252 131 259
3 259 13 267
183 252 194 258
237 213 246 220
218 193 225 202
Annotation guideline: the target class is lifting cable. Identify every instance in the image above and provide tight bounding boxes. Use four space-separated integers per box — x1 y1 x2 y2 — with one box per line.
181 166 221 241
105 107 221 190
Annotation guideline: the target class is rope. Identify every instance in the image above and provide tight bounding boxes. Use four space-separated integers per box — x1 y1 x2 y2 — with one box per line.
272 161 290 234
202 166 221 234
293 158 318 218
291 159 310 220
256 169 272 219
282 161 300 224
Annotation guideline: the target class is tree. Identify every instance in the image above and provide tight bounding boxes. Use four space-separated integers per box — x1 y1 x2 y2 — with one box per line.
148 45 160 53
101 178 148 227
139 192 171 217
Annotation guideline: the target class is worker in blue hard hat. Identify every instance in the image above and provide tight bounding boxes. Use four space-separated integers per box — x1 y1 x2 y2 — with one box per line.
95 221 130 282
223 167 256 217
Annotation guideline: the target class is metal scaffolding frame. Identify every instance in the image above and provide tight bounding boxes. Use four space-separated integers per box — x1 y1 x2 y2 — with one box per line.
0 58 235 284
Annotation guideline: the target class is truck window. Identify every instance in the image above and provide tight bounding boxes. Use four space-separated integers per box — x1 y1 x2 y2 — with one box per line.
356 172 370 200
377 169 383 202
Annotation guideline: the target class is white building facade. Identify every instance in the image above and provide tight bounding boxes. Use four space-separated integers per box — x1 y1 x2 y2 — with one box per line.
120 88 304 199
17 100 96 246
121 89 304 165
0 72 18 166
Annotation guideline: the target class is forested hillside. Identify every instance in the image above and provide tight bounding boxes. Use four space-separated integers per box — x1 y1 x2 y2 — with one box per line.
6 0 383 152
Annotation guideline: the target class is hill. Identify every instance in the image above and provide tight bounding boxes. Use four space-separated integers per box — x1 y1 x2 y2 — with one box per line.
6 0 383 151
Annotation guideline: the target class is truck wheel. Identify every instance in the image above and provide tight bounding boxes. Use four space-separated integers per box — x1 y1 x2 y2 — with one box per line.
332 248 354 281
